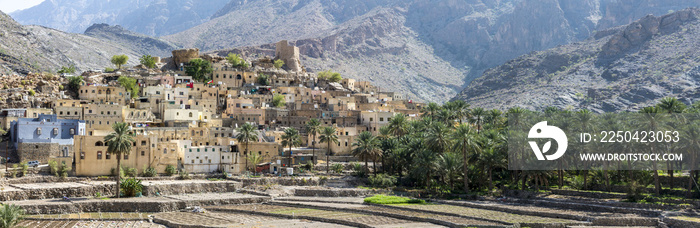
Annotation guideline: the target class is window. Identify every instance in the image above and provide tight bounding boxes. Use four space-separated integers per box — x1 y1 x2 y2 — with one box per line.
97 151 102 159
141 151 145 156
106 152 111 159
164 149 167 154
189 113 193 117
124 154 129 160
80 152 85 159
95 141 103 146
36 128 42 135
141 141 146 146
70 128 75 135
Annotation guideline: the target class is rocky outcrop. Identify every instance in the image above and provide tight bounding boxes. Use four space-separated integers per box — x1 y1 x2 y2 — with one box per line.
454 8 700 112
171 48 200 67
84 23 179 58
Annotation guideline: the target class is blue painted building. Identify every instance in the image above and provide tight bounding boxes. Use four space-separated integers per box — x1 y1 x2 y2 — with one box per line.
10 114 85 162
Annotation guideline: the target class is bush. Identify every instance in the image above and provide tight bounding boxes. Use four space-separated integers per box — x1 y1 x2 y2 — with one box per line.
104 67 115 73
178 169 190 180
363 194 425 205
58 162 70 178
351 163 366 177
304 161 314 170
331 163 344 174
28 89 35 96
368 174 397 188
0 204 25 228
58 85 64 90
626 180 645 202
124 167 138 177
165 165 177 176
142 166 157 177
120 177 143 197
9 164 17 178
48 160 59 177
274 59 285 69
19 162 28 177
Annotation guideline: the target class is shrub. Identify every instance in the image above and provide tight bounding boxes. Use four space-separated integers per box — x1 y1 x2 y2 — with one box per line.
104 67 115 73
165 165 177 176
0 204 25 228
274 59 284 69
304 161 314 170
368 174 397 188
58 162 70 178
28 89 35 96
627 180 645 202
178 169 190 180
9 164 17 178
19 162 28 177
142 166 157 177
58 85 64 90
124 167 138 177
351 163 366 177
331 163 344 174
48 160 58 177
120 178 143 197
363 195 425 205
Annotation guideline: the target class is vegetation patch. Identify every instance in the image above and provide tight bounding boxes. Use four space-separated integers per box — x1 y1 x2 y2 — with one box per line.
363 194 426 205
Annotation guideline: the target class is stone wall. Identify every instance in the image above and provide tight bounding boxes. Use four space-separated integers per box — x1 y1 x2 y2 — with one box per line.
171 48 199 67
17 142 65 163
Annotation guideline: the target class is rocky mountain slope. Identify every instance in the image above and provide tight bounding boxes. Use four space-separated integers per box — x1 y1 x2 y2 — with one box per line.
10 0 229 37
0 10 175 75
163 0 699 102
454 8 700 112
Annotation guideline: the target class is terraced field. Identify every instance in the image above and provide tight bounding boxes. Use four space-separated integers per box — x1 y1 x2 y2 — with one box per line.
393 204 579 224
16 220 164 228
154 211 347 228
211 204 447 227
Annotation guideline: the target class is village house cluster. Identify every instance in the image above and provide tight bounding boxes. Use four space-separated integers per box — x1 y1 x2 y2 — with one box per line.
3 41 424 176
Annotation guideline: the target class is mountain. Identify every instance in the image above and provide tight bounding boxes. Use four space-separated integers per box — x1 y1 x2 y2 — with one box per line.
163 0 699 102
10 0 229 37
453 8 700 112
0 10 175 75
9 0 700 103
84 24 179 57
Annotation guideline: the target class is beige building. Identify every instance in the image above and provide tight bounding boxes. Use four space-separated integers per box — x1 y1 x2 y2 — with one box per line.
79 85 129 105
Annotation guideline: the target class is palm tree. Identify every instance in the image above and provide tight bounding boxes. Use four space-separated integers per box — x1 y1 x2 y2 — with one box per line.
387 114 408 137
236 123 258 173
577 109 594 189
104 122 134 198
639 106 666 195
449 100 470 124
281 128 301 171
305 118 322 163
470 107 485 133
657 97 686 190
319 126 339 175
422 102 441 118
246 152 263 175
452 124 480 193
437 152 463 190
0 204 25 228
352 131 380 175
479 146 506 192
427 122 452 153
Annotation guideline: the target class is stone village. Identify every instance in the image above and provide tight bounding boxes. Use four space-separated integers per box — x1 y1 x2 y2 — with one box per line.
5 40 423 177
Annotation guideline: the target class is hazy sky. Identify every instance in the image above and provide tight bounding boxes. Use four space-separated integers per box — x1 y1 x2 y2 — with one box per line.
0 0 44 13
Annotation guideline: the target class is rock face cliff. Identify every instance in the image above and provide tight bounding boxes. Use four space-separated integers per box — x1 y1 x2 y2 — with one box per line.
0 10 176 75
454 8 700 112
9 0 229 37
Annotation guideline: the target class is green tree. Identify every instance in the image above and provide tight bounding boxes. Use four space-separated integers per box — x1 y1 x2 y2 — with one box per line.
57 65 76 74
247 152 263 174
274 59 285 69
226 53 249 68
387 114 408 137
104 122 135 198
319 126 339 175
185 58 213 82
236 123 259 173
67 75 83 96
437 152 463 190
352 131 381 175
139 55 156 69
281 128 301 171
305 118 322 163
257 73 269 86
0 204 25 228
452 124 480 193
272 93 285 107
657 97 686 189
317 70 341 82
117 76 139 98
111 54 129 69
